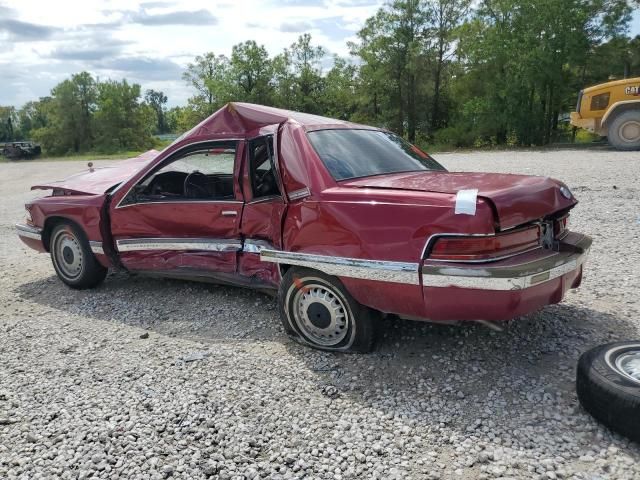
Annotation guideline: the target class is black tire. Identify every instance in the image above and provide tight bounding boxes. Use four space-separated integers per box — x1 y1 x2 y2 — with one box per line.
607 110 640 151
576 341 640 442
278 267 376 353
49 222 107 289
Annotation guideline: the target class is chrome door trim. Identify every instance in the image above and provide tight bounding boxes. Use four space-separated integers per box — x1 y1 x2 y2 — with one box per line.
247 194 282 205
116 238 242 253
288 187 311 201
116 199 243 209
260 249 420 285
243 239 275 254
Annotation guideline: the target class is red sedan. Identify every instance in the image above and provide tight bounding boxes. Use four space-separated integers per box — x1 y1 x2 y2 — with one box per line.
16 103 591 352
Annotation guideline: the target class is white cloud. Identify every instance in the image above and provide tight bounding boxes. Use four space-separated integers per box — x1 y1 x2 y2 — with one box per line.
0 0 384 107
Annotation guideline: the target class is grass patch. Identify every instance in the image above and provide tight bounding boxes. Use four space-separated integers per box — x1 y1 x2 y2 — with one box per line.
0 150 146 163
40 151 144 162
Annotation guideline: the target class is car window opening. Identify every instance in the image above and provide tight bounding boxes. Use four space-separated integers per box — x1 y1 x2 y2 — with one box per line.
249 136 281 199
126 142 238 204
307 129 446 181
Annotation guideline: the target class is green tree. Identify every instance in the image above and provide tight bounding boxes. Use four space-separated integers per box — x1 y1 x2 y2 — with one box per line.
144 89 168 134
323 56 358 119
352 1 431 141
0 106 17 142
32 72 97 154
289 34 327 114
93 79 155 153
454 0 632 146
230 40 274 104
16 99 50 140
427 0 472 130
182 53 234 117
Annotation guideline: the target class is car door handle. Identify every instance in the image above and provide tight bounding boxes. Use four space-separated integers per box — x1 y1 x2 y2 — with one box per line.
221 210 237 217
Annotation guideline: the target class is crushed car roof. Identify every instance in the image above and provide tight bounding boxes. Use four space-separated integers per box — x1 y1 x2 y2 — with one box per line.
180 102 370 141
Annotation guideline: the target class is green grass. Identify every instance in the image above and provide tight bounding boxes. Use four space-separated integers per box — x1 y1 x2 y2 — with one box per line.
0 150 147 163
41 151 145 161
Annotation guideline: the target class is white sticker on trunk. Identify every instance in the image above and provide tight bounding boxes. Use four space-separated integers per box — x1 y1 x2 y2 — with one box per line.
454 189 478 215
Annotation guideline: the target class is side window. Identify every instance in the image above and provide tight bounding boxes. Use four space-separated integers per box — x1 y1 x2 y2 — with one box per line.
125 142 237 204
249 136 280 199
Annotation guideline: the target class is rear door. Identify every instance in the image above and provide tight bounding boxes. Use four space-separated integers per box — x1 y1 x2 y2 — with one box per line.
109 140 243 273
238 135 286 285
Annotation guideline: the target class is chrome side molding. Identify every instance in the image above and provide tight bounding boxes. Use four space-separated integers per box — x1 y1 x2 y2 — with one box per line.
116 238 242 253
260 249 420 285
243 239 274 254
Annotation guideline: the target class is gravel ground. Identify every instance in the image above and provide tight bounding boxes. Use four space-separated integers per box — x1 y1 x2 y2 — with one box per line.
1 148 639 479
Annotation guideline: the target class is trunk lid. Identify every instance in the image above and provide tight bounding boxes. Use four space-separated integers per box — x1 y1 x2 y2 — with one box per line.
341 171 577 229
31 150 159 195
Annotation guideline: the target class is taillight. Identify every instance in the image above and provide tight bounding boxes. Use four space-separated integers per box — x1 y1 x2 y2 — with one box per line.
429 226 541 262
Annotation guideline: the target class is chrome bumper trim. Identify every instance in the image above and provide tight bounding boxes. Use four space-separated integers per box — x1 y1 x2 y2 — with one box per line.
16 223 42 241
89 241 104 255
421 246 590 291
260 249 420 285
116 238 242 253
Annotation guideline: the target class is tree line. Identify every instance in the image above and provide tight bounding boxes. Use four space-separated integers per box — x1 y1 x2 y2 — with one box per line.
1 0 639 154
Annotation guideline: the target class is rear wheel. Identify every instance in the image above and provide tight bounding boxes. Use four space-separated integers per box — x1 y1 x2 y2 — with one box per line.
607 110 640 151
50 223 107 289
278 268 376 353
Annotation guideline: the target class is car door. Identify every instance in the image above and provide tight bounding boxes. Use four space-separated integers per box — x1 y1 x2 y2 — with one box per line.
237 135 287 285
109 140 243 274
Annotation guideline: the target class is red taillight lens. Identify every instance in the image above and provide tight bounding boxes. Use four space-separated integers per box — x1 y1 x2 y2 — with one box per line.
429 226 541 262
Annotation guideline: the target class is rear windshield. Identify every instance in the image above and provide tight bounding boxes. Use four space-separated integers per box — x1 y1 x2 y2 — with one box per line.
307 129 446 181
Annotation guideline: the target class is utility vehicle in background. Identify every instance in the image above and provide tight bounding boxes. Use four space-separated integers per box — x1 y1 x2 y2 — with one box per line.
571 77 640 150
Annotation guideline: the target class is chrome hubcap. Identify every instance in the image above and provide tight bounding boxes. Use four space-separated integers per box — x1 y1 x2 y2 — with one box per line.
620 121 640 142
615 351 640 384
293 283 348 346
53 230 83 280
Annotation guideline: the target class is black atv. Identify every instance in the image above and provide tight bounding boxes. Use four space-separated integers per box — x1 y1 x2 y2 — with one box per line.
1 141 42 160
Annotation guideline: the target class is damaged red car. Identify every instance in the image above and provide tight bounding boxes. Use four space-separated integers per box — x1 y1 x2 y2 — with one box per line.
16 103 591 352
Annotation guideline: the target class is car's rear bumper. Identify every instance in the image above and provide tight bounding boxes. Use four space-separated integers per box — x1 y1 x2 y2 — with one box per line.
16 223 46 252
421 232 591 321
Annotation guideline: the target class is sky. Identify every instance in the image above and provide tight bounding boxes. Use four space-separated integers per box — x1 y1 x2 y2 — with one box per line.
0 0 639 109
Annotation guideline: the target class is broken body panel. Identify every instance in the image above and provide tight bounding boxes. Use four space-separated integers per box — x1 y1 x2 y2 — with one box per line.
18 103 591 323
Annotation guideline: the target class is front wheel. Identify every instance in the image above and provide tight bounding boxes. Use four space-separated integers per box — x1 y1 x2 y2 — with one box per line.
607 110 640 151
278 268 376 353
50 223 107 289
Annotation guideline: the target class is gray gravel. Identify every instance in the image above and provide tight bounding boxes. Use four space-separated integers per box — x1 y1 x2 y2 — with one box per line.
1 147 639 479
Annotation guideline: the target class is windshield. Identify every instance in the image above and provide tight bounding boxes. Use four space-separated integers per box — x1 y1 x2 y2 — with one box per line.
307 129 446 181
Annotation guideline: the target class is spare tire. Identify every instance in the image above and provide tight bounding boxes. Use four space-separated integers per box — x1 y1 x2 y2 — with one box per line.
576 341 640 442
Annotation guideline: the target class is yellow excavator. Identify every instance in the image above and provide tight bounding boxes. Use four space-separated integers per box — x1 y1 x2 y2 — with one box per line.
571 77 640 150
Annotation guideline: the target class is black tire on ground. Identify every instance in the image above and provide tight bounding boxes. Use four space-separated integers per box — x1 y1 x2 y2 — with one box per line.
49 222 107 289
607 110 640 151
576 341 640 442
278 267 377 353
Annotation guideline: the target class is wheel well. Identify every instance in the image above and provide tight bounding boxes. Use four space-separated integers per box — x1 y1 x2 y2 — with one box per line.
604 103 640 127
42 216 83 252
279 263 292 278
